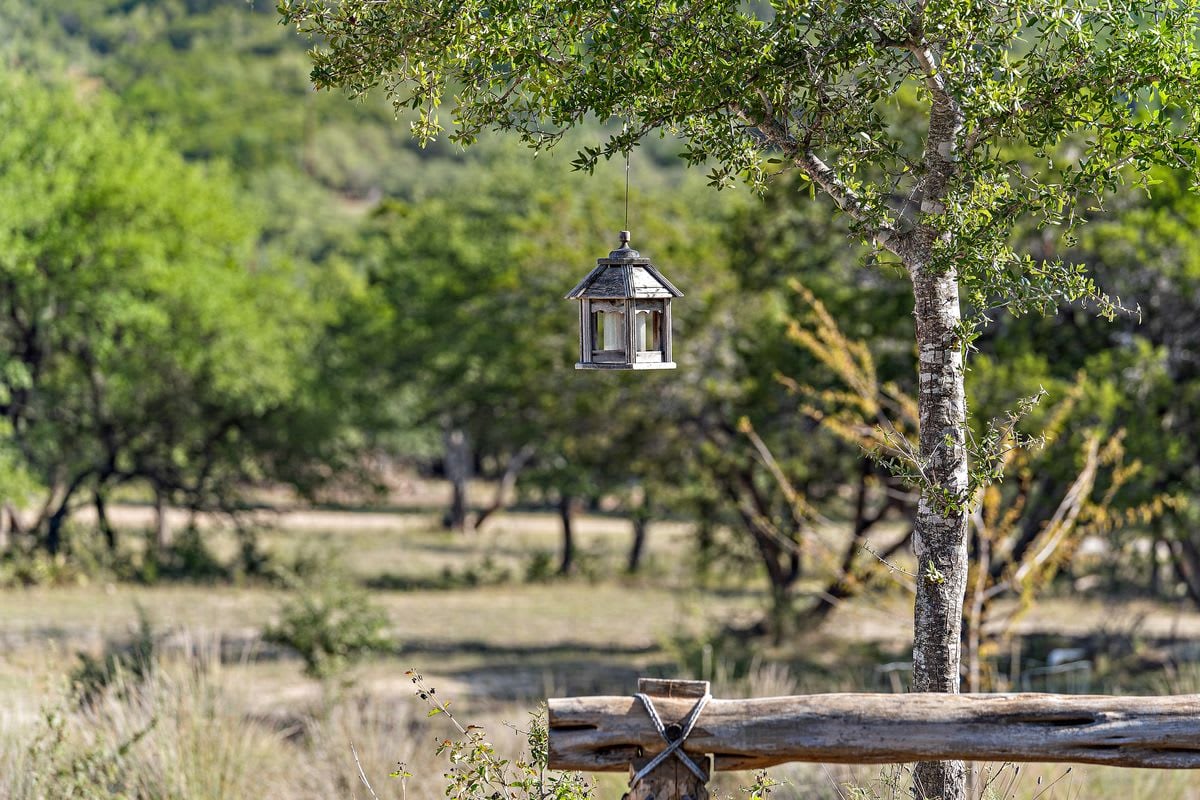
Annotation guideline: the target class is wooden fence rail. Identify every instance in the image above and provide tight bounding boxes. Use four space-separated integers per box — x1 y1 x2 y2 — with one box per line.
548 679 1200 799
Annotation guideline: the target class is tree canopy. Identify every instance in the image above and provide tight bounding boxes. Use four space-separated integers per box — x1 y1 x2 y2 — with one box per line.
284 1 1199 309
280 4 1200 797
0 75 361 552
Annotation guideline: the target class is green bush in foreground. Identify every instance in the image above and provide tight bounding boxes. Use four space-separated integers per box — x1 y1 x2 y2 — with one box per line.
399 671 592 800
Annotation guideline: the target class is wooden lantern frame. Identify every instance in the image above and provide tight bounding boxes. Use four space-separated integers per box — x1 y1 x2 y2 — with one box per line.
566 231 682 370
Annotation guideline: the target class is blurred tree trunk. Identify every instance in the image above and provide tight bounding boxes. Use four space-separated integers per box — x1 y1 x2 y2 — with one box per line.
3 503 21 542
472 444 534 531
725 468 802 637
693 497 716 587
1150 525 1165 599
153 489 169 553
45 506 67 555
558 494 576 576
1168 514 1200 607
45 472 90 555
442 428 471 532
628 515 649 574
94 491 117 552
626 486 652 574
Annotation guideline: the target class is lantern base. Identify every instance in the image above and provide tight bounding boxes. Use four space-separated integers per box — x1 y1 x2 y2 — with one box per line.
575 361 677 371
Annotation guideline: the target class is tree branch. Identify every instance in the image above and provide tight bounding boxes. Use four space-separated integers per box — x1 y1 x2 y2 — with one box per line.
795 149 900 253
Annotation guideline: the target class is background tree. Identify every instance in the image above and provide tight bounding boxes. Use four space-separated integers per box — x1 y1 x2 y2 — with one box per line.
281 3 1200 796
0 76 372 558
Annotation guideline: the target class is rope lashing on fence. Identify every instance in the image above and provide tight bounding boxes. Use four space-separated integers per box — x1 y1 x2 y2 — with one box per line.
628 690 711 790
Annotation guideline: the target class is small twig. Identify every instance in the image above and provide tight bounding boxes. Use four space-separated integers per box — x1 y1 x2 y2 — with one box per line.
351 742 382 800
861 540 916 578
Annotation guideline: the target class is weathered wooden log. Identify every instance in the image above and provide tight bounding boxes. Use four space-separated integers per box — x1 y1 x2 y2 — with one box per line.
548 692 1200 772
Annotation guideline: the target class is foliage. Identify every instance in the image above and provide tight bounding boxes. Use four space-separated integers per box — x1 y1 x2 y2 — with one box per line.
136 525 230 584
283 0 1199 310
0 75 286 543
266 567 393 681
355 139 738 547
0 549 93 589
741 771 785 800
16 706 152 800
0 69 389 554
739 160 1200 611
3 0 1200 717
404 671 592 800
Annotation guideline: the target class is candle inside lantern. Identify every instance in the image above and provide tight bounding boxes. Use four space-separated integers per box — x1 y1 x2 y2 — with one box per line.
636 309 661 352
601 311 624 351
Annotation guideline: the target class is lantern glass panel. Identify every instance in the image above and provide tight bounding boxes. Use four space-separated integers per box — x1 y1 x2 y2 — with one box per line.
636 310 662 352
593 310 625 352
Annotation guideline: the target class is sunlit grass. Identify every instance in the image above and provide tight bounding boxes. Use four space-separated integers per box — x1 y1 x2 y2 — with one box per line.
3 505 1200 799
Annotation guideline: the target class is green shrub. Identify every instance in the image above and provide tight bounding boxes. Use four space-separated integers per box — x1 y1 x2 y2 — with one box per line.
7 653 295 800
523 550 555 583
265 572 392 681
17 706 152 800
400 671 592 800
0 549 92 589
136 526 230 585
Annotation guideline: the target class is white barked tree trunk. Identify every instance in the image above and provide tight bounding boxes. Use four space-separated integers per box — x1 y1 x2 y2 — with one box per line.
910 261 970 799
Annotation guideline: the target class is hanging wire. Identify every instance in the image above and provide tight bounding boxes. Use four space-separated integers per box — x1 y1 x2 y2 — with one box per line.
623 120 631 232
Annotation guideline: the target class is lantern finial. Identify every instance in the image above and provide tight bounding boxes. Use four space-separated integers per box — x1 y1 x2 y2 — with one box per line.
619 230 631 247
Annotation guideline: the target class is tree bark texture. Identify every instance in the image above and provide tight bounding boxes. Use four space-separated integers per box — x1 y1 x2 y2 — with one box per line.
910 263 970 798
549 692 1200 772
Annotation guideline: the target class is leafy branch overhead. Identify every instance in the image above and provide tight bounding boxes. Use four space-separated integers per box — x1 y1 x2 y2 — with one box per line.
282 0 1200 314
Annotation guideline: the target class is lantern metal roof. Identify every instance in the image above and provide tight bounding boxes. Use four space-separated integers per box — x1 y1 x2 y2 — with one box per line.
564 231 683 301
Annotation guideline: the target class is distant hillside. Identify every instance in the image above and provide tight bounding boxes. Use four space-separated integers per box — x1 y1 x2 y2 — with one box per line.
0 0 695 261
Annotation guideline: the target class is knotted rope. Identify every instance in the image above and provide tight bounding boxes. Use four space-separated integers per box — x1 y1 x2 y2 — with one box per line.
628 690 711 789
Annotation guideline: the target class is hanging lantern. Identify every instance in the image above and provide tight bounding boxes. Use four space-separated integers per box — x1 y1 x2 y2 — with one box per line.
566 231 682 370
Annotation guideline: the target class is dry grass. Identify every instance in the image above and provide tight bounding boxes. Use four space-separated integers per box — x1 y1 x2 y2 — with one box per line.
0 647 534 800
748 761 1200 800
4 503 1200 799
5 652 1200 800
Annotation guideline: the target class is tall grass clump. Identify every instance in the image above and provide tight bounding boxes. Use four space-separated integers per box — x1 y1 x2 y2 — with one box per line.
2 643 439 799
6 655 291 800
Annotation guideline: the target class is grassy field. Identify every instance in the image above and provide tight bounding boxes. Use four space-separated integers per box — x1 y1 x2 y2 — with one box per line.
2 499 1199 799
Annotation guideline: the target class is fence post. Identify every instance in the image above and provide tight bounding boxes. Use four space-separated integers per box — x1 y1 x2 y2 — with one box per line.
626 679 712 800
